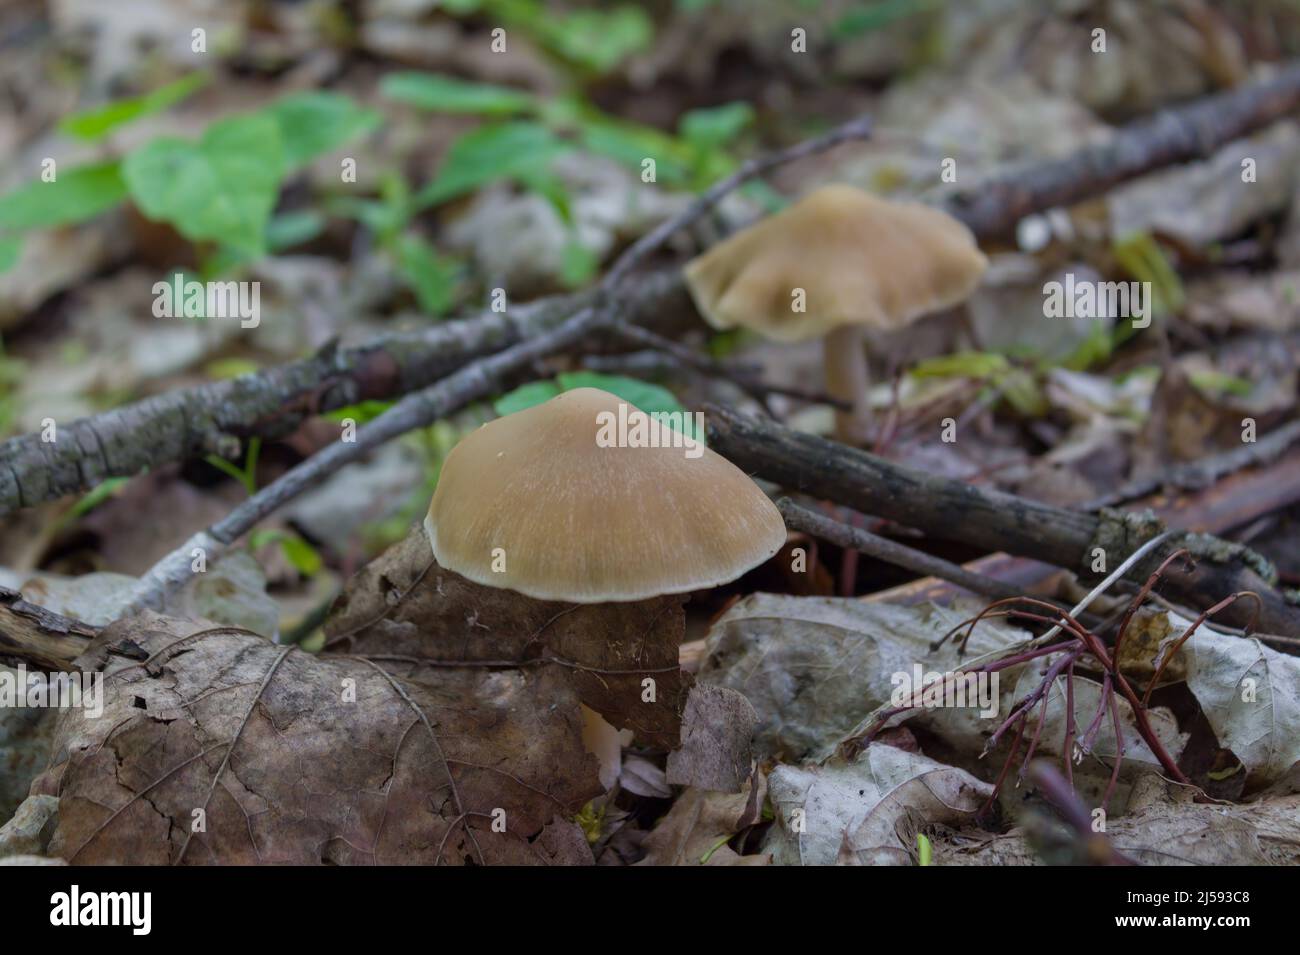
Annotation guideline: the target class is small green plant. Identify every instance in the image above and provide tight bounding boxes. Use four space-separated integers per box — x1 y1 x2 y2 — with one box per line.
917 832 933 866
205 437 261 497
383 72 761 289
0 88 379 273
911 351 1047 417
248 528 324 578
494 371 702 443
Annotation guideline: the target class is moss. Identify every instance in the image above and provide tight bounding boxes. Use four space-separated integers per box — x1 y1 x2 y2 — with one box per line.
1179 532 1279 586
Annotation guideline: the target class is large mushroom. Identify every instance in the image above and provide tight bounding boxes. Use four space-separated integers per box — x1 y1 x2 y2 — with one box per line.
683 183 988 443
425 386 786 603
424 386 786 787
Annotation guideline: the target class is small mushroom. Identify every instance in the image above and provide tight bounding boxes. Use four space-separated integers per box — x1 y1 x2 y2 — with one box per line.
683 184 988 443
425 386 786 603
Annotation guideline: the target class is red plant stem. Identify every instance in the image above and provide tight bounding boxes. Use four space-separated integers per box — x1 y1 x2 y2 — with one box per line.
978 640 1077 672
1112 549 1191 664
986 717 1027 812
1103 682 1126 812
1018 685 1055 784
1142 591 1261 706
1079 672 1112 755
1063 660 1076 788
986 647 1082 751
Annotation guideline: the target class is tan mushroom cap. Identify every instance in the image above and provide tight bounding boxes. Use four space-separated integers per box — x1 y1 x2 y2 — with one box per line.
425 387 786 603
684 184 988 342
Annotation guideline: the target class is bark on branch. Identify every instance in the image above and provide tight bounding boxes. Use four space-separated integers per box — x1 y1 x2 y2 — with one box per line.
0 275 687 514
938 60 1300 239
0 587 98 670
705 405 1300 636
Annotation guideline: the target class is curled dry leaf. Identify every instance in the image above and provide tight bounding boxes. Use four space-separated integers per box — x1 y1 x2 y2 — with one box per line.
1144 608 1300 789
764 744 992 867
324 526 693 749
0 794 58 859
699 594 1028 761
638 773 770 867
36 610 600 865
665 684 756 794
619 756 671 800
836 765 992 866
934 774 1300 866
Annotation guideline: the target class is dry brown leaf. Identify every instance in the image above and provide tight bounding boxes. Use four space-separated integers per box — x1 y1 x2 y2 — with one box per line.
36 610 600 865
665 684 756 793
324 526 693 749
638 775 769 867
933 775 1300 866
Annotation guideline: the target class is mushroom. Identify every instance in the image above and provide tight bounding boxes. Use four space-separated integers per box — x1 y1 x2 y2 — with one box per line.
424 386 786 792
683 184 988 443
425 386 786 603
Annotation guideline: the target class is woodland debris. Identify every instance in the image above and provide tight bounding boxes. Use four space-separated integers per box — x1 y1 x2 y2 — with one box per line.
706 403 1298 635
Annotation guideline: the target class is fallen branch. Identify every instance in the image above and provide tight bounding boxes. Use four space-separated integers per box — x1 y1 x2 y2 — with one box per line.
0 586 100 670
938 60 1300 239
777 497 1022 601
0 274 686 514
607 325 851 411
1083 419 1300 510
10 62 1300 513
706 404 1300 635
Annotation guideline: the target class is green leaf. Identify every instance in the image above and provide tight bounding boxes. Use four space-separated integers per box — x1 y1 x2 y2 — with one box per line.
262 92 381 171
395 233 459 316
0 236 20 274
679 102 754 150
493 379 561 416
381 72 537 116
59 72 209 141
557 371 700 441
560 238 599 288
204 436 260 496
917 833 932 866
0 161 128 231
577 118 692 184
1112 230 1183 321
912 351 1010 380
247 529 322 578
279 533 323 577
534 7 653 74
325 399 395 425
267 209 326 251
833 0 943 39
124 113 285 256
416 122 570 208
1190 370 1253 398
204 357 261 379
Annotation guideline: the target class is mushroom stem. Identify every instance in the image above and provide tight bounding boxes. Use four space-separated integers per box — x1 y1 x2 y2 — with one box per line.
580 704 622 791
823 325 873 444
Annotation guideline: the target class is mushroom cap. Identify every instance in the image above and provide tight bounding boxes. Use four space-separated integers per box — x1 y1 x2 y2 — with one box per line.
425 387 786 603
684 184 988 343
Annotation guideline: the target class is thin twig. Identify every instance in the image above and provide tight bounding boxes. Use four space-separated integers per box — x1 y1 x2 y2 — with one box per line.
777 497 1021 600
